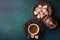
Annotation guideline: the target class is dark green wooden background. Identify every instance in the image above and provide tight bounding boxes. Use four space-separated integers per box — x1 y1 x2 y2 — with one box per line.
0 0 60 40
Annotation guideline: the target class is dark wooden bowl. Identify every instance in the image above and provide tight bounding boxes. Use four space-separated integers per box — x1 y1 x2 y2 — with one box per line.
24 19 44 40
32 1 53 20
43 16 58 29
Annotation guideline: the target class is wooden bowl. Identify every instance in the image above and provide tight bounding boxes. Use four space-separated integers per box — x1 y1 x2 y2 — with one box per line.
32 1 53 20
43 16 57 29
24 19 43 39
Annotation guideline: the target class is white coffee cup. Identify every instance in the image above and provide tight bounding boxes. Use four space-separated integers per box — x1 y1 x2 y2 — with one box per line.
28 23 40 36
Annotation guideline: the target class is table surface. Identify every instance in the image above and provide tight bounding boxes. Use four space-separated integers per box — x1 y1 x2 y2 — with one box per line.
0 0 60 40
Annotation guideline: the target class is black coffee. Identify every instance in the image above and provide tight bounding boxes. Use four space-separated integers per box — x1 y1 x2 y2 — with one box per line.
29 25 38 34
